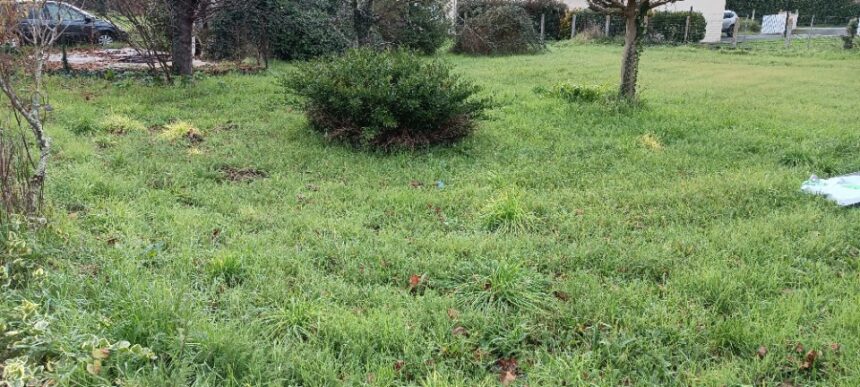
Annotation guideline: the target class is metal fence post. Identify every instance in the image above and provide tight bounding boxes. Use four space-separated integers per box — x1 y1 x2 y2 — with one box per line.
643 15 649 43
684 6 692 43
540 13 546 44
605 14 611 37
571 14 577 39
732 22 739 48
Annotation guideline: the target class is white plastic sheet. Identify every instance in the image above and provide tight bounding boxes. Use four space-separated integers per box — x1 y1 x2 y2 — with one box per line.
801 173 860 207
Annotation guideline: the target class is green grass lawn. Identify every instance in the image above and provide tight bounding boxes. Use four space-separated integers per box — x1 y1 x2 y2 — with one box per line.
18 40 860 385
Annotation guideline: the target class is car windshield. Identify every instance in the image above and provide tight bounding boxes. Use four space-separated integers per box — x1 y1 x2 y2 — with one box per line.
724 12 734 19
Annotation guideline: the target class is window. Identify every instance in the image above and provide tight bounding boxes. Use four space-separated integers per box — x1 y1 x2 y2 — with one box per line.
42 3 78 21
64 6 86 21
724 12 734 19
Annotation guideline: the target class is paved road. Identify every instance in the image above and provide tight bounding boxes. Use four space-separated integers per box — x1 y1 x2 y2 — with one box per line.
795 27 847 36
720 27 848 43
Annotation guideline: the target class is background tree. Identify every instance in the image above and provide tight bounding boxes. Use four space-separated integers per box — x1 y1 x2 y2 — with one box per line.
373 0 451 54
352 0 377 46
587 0 679 101
165 0 204 76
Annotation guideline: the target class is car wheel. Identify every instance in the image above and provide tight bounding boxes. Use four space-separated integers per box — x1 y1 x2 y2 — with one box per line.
97 33 114 47
726 25 735 38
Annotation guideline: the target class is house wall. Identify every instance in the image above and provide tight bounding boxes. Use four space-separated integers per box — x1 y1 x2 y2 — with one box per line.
563 0 727 43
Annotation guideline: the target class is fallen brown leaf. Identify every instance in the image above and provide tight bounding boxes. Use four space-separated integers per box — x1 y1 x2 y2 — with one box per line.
499 370 516 386
91 348 110 360
409 274 422 289
86 360 102 376
757 346 768 359
497 358 518 372
553 290 570 301
451 326 468 337
186 129 204 144
801 350 818 370
447 308 460 320
393 360 405 372
830 343 841 352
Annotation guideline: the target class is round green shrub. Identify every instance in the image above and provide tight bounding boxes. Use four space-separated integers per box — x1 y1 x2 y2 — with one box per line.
458 0 568 40
269 0 351 60
454 5 542 55
457 0 510 19
283 49 491 150
373 0 451 55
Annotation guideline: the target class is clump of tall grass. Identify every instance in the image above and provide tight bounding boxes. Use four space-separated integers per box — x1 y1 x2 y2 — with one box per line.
480 191 537 233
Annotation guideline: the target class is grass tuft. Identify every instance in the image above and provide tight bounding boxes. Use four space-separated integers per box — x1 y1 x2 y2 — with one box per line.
452 260 550 312
639 133 664 151
480 191 538 233
206 254 245 287
261 299 319 341
159 120 204 142
99 114 147 134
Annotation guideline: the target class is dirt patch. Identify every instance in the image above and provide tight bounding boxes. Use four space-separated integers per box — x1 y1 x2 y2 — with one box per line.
48 47 211 71
219 166 268 183
47 47 265 75
213 121 240 132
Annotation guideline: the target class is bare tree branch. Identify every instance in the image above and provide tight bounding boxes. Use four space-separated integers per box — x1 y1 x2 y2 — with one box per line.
0 0 67 213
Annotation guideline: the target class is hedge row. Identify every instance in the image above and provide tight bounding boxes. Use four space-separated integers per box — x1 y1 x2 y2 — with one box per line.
726 0 860 20
561 9 707 44
647 11 707 43
454 4 543 55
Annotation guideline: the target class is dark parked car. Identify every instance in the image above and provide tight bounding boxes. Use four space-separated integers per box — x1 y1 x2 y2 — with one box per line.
17 1 126 46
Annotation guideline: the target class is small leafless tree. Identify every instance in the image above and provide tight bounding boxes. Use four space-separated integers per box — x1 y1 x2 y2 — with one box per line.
0 0 65 217
587 0 680 101
108 0 174 81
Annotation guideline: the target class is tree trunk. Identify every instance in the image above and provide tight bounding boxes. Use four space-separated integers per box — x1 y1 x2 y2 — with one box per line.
170 0 196 76
353 0 375 46
619 13 641 100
